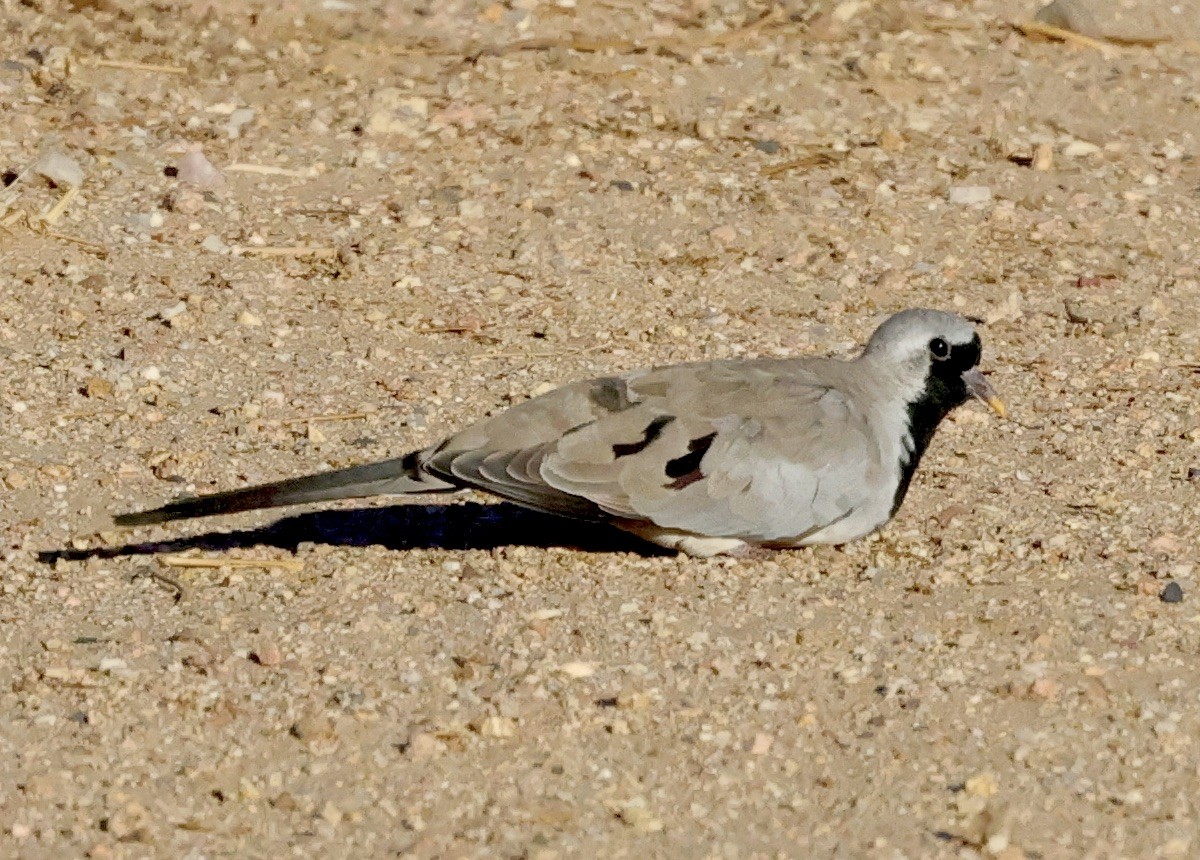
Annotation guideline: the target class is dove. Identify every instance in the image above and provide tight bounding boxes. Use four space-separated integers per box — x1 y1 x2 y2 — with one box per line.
113 308 1004 557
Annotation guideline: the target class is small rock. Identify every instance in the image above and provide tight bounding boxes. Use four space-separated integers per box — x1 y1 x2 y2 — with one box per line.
965 772 998 797
1187 466 1200 482
290 713 335 742
176 150 224 188
34 150 84 188
1148 533 1181 555
227 108 255 138
1028 678 1061 700
249 642 283 666
1033 142 1053 171
159 301 187 322
1063 140 1100 158
878 128 905 151
200 235 228 254
457 199 485 219
694 117 717 139
874 269 908 292
1138 576 1163 597
557 661 595 679
85 377 114 399
1035 0 1103 38
709 224 738 246
477 715 517 738
615 798 663 833
1161 839 1191 858
320 801 342 825
1160 581 1184 604
753 139 780 154
366 89 428 136
405 731 443 758
141 366 161 382
238 310 263 327
948 185 992 206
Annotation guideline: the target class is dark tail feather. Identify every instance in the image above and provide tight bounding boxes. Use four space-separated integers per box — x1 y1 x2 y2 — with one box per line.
113 452 451 526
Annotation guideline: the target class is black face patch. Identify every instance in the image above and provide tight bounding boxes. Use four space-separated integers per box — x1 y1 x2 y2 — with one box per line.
612 415 674 458
890 332 983 515
663 432 717 490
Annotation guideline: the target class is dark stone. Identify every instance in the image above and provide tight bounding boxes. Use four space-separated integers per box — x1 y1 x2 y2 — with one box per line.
1160 581 1184 604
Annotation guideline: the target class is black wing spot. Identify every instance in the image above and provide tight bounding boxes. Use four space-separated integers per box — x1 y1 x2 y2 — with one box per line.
664 432 717 490
589 377 638 413
612 415 675 458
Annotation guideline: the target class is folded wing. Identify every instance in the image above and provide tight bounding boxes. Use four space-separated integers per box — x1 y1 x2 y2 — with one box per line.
422 360 883 543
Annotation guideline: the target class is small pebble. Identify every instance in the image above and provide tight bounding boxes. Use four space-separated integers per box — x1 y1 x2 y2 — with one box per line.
159 301 187 321
290 713 335 742
1063 140 1100 158
176 149 224 188
477 715 517 738
405 732 443 758
1160 581 1184 604
1033 142 1053 171
227 108 255 138
85 377 113 399
33 150 84 188
457 199 485 219
1036 0 1103 38
250 643 283 666
557 661 595 679
201 234 228 253
948 185 992 206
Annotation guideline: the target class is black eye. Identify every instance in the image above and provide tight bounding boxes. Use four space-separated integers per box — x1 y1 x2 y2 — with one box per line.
929 338 950 360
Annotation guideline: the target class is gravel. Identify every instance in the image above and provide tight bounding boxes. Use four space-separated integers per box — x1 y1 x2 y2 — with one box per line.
2 0 1200 856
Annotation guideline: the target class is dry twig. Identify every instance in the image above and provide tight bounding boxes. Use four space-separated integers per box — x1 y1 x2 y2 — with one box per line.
1014 20 1122 57
160 555 304 572
92 58 187 74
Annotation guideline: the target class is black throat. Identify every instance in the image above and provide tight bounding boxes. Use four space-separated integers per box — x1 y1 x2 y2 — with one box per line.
889 335 981 516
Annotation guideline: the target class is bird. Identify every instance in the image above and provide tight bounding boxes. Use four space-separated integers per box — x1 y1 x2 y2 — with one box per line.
113 308 1005 557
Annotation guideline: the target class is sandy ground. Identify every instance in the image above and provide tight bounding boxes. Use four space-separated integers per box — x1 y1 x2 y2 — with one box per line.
2 0 1200 856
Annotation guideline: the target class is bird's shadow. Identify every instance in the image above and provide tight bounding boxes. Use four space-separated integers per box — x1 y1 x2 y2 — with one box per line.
38 502 667 566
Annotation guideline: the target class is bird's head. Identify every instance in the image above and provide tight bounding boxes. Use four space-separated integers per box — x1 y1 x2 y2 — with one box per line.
862 308 1005 419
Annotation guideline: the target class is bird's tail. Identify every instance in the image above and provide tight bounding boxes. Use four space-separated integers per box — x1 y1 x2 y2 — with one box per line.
113 451 454 526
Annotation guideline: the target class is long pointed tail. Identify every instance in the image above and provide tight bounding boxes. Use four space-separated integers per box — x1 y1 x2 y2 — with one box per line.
113 452 454 526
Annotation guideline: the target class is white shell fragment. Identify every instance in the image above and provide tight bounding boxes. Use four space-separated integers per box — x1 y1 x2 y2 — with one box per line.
33 151 84 188
176 149 225 188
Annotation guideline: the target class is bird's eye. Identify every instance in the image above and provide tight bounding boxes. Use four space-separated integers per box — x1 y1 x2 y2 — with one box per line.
929 338 950 360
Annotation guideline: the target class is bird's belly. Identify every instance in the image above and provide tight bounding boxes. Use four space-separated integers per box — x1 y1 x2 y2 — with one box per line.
765 495 892 547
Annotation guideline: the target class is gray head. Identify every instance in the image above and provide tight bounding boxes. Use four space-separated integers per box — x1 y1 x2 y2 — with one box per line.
861 308 1005 418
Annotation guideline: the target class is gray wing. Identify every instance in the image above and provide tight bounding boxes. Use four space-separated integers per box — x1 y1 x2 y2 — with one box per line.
420 360 885 542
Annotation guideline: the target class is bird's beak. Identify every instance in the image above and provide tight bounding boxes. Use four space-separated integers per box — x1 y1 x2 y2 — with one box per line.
961 368 1006 419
